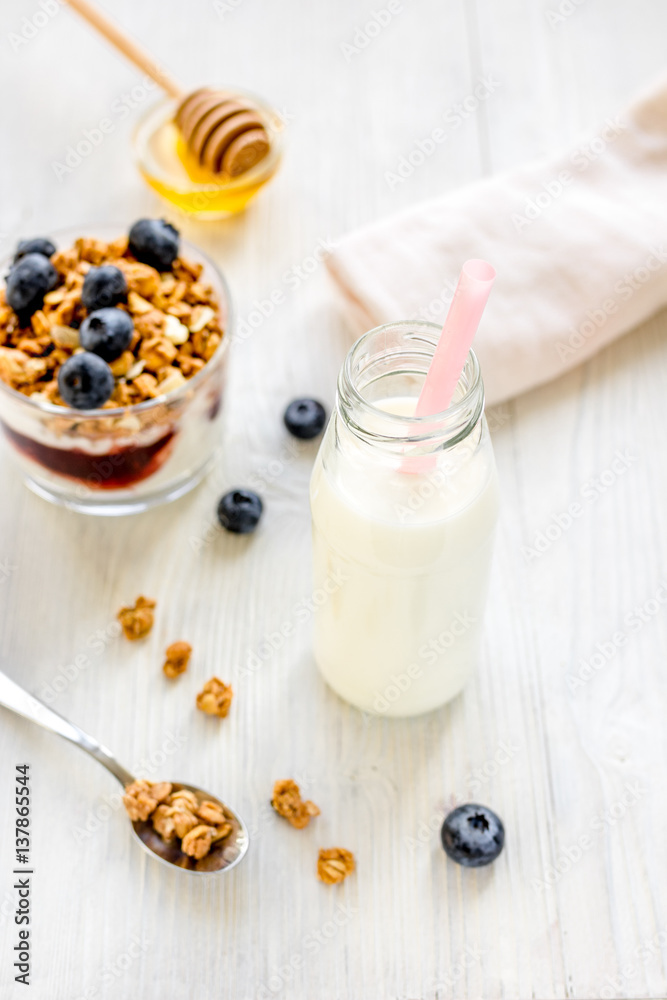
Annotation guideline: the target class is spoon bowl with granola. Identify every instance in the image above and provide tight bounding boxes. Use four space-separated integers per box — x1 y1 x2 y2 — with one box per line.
0 221 231 515
123 778 248 873
0 667 249 875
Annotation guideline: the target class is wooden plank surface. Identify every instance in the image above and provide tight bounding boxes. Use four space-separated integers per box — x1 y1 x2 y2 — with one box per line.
1 0 667 997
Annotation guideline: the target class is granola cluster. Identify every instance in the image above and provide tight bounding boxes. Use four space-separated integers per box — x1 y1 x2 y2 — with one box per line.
163 640 192 678
123 780 233 861
317 847 356 885
117 595 156 640
0 234 223 407
196 676 233 717
271 779 320 829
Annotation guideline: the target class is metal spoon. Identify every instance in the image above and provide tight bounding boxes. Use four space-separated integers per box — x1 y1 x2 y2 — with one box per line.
0 669 249 874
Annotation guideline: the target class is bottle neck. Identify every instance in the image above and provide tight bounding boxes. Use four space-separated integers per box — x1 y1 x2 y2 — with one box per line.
337 321 485 457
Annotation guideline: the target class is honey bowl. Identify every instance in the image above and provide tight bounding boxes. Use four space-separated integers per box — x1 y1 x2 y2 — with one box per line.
133 89 284 219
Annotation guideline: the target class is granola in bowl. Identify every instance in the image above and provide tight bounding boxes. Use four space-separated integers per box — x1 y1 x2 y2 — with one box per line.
0 221 231 515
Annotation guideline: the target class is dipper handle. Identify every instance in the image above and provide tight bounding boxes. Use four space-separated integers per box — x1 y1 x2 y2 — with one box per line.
64 0 184 99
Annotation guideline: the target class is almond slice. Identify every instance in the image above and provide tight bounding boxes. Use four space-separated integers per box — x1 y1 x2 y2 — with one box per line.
128 291 153 315
188 305 215 333
163 314 190 345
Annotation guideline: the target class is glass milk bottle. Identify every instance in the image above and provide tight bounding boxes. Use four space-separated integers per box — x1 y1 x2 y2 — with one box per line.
309 321 499 717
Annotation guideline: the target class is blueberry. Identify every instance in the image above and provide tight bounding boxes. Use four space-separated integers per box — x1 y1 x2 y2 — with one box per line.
6 253 58 317
57 353 114 410
81 265 128 311
217 489 263 534
128 218 179 271
79 308 134 362
441 804 505 868
283 398 327 440
14 237 56 262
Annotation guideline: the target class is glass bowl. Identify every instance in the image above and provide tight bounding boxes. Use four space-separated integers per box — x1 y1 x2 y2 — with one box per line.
133 88 284 219
0 225 232 516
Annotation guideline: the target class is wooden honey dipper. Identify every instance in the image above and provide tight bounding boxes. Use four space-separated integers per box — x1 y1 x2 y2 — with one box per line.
64 0 272 177
175 89 270 176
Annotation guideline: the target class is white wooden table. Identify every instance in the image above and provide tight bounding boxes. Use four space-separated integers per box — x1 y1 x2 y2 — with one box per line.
1 1 667 997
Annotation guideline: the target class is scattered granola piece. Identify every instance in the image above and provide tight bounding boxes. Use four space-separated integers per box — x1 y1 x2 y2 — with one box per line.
163 640 192 679
196 677 233 718
117 595 156 640
181 824 217 860
271 779 320 830
122 779 172 822
317 847 355 885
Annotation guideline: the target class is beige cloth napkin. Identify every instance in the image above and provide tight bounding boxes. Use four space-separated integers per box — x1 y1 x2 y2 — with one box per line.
326 75 667 406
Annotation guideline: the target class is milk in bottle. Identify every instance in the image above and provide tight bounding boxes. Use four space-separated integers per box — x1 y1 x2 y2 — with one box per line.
309 322 499 717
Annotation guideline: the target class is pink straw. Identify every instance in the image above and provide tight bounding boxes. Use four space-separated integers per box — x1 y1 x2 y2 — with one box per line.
415 259 496 417
399 260 495 476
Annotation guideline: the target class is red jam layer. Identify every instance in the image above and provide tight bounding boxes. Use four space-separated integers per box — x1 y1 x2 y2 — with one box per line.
3 423 176 489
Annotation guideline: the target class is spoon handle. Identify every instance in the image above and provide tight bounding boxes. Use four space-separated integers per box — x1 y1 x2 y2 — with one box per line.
0 669 134 788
